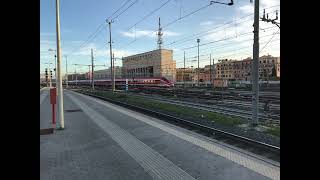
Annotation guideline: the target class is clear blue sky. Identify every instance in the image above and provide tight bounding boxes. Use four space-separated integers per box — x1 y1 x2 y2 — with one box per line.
40 0 280 74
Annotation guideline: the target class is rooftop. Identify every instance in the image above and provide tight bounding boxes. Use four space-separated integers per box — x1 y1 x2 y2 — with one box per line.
123 49 173 59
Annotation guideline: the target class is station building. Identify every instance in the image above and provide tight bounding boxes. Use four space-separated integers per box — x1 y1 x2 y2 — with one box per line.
122 49 176 82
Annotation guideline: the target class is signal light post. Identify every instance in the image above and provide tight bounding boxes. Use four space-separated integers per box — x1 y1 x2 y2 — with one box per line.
50 70 53 87
45 68 48 87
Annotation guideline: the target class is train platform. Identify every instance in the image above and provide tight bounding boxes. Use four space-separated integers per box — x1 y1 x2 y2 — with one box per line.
40 89 280 180
40 88 51 130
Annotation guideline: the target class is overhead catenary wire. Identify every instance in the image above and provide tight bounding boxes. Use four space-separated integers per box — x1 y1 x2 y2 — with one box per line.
175 29 279 58
174 38 280 64
117 1 219 49
67 0 136 56
64 2 279 74
119 31 279 70
126 0 172 31
169 23 278 51
122 38 279 70
107 0 133 21
163 5 279 47
111 0 139 21
216 41 280 60
120 5 278 50
259 29 280 53
118 30 279 69
112 0 173 44
182 26 279 51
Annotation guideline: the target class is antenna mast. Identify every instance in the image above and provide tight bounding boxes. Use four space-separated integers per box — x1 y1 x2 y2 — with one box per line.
157 17 163 49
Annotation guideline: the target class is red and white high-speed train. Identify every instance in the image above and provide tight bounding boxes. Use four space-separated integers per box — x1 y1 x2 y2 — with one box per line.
67 77 174 88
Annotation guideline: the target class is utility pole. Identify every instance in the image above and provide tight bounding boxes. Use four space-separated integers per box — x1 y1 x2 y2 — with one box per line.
65 55 68 88
197 38 200 87
107 20 114 93
112 53 115 92
252 0 259 126
212 57 215 89
55 0 64 129
183 51 186 88
91 48 94 90
210 54 212 85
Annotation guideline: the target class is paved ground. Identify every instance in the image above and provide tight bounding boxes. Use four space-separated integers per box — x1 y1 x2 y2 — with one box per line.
40 88 51 129
40 89 280 180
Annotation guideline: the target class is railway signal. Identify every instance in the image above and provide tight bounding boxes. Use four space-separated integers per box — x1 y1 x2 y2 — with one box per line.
45 68 48 82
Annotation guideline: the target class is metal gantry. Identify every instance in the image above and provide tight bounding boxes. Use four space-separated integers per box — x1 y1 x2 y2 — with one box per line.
261 9 280 29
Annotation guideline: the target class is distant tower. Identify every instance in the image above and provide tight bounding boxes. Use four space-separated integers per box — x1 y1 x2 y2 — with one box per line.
157 17 163 49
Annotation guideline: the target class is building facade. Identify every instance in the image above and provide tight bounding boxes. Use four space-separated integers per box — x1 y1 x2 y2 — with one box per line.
176 68 194 82
258 55 280 80
215 55 280 81
67 66 122 81
215 59 238 80
122 49 176 82
176 65 214 83
93 66 122 80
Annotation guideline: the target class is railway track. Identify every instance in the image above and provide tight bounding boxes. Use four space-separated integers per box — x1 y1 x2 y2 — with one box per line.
78 87 280 125
75 89 280 163
130 93 280 125
216 99 280 113
138 89 280 111
140 88 280 104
